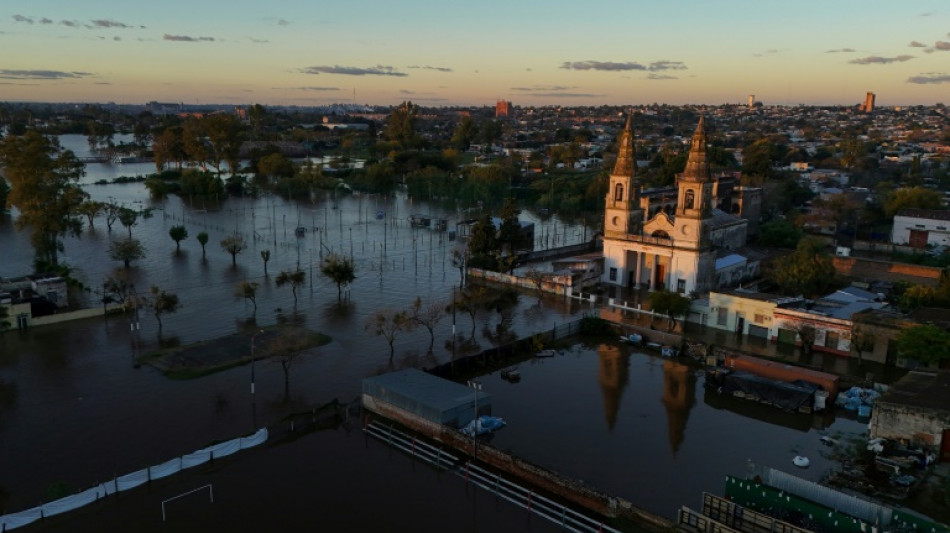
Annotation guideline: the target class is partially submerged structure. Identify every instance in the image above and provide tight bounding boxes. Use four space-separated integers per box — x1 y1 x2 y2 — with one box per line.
362 368 489 429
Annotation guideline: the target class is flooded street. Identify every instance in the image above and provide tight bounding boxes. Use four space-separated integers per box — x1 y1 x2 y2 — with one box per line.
1 137 868 529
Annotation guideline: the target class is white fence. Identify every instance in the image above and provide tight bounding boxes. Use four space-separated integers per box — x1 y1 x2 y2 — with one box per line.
0 428 268 531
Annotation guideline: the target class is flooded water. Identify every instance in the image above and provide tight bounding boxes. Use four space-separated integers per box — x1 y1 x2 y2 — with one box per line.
1 137 870 529
0 138 592 524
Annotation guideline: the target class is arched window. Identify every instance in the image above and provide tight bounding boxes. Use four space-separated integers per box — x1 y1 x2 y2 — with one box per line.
614 183 624 202
652 230 670 239
684 189 695 210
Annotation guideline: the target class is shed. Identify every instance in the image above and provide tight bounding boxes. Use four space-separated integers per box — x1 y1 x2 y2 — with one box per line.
362 369 490 428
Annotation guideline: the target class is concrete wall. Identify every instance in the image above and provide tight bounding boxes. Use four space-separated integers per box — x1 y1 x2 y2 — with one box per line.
870 402 950 449
13 303 125 329
467 268 574 296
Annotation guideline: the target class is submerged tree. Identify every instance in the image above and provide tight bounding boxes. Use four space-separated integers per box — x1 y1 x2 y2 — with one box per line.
148 285 181 334
0 129 87 266
320 253 356 301
260 249 271 276
220 234 246 266
196 231 209 258
117 206 153 239
367 309 413 361
275 269 306 303
409 297 446 353
237 281 260 313
109 238 146 268
263 327 319 403
169 225 188 252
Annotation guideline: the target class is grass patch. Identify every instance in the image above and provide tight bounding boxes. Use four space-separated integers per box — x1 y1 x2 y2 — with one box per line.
140 327 331 379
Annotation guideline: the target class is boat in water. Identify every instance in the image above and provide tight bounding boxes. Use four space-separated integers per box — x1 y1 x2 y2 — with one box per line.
501 367 521 382
535 349 556 358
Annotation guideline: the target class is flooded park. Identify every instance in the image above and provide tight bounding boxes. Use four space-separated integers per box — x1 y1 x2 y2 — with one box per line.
0 135 872 531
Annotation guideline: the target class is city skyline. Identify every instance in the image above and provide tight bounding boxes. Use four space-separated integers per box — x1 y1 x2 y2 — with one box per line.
1 1 950 108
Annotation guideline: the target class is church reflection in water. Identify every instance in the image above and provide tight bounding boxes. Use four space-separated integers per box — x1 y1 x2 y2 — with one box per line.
598 344 697 453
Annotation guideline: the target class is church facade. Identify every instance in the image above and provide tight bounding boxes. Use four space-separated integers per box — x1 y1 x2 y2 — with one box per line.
601 115 760 296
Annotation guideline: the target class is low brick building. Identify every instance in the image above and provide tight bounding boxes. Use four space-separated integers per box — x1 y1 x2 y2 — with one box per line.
869 370 950 461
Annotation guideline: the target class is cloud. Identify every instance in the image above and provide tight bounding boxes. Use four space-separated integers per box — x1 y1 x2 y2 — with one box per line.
935 41 950 51
298 65 407 77
0 69 93 80
399 89 415 94
278 19 290 26
649 60 686 71
40 17 52 24
826 48 856 53
560 60 645 71
752 49 781 57
164 34 215 42
907 72 950 84
647 73 677 80
92 19 131 28
12 14 33 23
510 85 578 92
407 65 453 72
908 41 927 48
290 86 340 91
849 55 914 64
920 11 934 16
248 37 270 43
531 92 605 98
61 20 80 27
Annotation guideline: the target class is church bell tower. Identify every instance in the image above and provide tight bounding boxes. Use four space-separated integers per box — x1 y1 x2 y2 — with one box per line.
673 116 714 249
604 114 644 238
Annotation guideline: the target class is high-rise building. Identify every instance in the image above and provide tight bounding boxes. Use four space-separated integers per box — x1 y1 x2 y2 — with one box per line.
495 100 513 118
748 94 755 108
861 92 875 113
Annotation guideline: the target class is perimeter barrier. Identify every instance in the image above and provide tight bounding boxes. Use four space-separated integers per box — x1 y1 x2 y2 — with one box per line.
0 428 268 531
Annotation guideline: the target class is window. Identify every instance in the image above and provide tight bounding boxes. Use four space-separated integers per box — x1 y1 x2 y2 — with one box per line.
684 189 695 210
717 307 728 326
614 183 624 202
676 279 686 293
754 314 767 324
937 226 947 230
609 267 617 281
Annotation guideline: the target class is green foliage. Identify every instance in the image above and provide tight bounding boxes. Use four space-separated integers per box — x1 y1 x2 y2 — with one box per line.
0 129 88 265
108 238 145 268
768 238 837 297
897 324 950 365
168 225 188 252
117 206 153 238
321 253 356 300
883 186 944 219
467 214 499 269
757 219 803 248
384 101 420 149
179 169 225 198
648 290 692 330
196 231 209 257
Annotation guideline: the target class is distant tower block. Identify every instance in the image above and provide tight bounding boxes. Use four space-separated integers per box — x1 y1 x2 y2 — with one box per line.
495 100 513 118
748 94 755 108
862 92 875 113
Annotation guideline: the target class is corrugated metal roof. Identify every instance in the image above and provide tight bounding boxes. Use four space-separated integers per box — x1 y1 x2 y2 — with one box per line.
362 368 487 413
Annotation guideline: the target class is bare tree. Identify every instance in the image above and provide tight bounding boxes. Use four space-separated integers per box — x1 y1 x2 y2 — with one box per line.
409 297 446 353
220 234 246 266
262 327 315 403
260 250 271 276
367 309 413 361
276 269 306 304
524 267 548 302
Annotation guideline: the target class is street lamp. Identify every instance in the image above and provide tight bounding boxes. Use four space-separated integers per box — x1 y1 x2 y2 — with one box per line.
467 379 482 458
251 329 264 396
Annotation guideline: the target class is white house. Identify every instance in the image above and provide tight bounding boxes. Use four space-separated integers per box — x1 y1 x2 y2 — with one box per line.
891 208 950 249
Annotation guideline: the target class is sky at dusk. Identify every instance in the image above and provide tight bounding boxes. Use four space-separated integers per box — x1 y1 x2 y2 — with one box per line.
1 1 949 107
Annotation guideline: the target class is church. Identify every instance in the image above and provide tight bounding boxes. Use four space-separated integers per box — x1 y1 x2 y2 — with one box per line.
601 115 761 296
